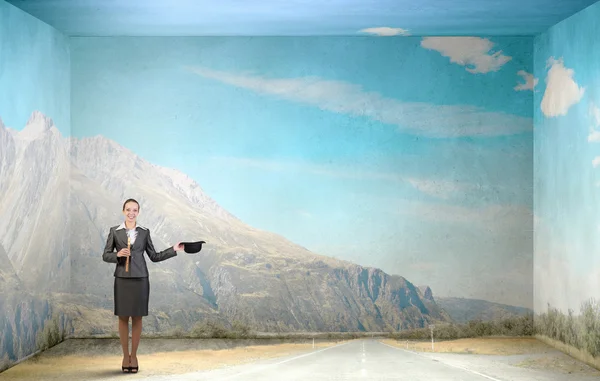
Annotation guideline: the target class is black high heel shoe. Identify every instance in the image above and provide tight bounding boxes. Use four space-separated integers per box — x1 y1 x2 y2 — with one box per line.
129 355 138 373
122 356 131 373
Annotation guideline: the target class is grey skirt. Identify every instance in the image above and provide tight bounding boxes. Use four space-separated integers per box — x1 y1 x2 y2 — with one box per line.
114 277 150 317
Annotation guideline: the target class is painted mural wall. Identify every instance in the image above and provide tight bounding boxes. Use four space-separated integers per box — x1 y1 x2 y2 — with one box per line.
67 36 535 337
533 1 600 362
0 0 71 371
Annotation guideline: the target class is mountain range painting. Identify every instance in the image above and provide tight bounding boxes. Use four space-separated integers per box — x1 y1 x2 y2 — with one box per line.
0 31 539 371
68 36 536 325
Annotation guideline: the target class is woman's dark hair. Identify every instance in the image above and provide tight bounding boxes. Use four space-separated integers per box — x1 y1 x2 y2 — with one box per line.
122 198 140 211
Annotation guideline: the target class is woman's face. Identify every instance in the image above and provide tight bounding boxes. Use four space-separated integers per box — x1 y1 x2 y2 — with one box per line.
123 202 139 223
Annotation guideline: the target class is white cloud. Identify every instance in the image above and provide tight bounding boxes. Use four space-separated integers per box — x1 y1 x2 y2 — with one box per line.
587 102 600 144
297 210 313 218
359 27 410 36
406 178 474 200
591 102 600 127
210 156 488 201
210 156 404 182
589 102 600 170
588 131 600 142
420 37 512 74
187 66 532 138
514 70 538 91
540 57 585 117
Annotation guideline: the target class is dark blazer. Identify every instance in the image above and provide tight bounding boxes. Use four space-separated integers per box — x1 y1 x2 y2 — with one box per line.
103 223 177 278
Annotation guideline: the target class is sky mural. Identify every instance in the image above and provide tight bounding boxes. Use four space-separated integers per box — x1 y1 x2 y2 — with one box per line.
534 1 600 315
0 0 69 135
70 36 535 309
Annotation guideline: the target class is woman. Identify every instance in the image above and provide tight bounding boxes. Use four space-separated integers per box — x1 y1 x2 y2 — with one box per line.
103 198 183 373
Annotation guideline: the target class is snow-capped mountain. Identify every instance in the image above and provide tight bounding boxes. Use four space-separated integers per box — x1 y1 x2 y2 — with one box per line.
67 128 451 334
0 112 70 292
69 135 237 223
2 111 452 338
0 118 16 197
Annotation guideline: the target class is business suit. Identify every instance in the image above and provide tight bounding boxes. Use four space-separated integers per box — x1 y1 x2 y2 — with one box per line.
103 223 177 316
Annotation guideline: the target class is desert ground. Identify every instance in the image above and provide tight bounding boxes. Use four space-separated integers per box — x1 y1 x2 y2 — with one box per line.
0 337 598 380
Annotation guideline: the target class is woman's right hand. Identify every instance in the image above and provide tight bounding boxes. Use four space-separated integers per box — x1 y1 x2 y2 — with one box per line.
117 248 130 258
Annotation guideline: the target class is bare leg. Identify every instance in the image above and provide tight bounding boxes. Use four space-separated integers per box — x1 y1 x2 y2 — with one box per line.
118 316 130 368
130 316 143 372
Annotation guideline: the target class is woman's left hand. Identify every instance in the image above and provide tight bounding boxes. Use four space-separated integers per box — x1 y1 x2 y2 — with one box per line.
173 242 184 251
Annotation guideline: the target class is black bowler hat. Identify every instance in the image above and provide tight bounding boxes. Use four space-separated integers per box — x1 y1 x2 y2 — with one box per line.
182 241 206 253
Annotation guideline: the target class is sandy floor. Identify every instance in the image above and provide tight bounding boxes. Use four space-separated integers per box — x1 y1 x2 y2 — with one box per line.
512 354 600 375
0 339 340 380
381 336 554 355
381 337 600 377
2 337 599 380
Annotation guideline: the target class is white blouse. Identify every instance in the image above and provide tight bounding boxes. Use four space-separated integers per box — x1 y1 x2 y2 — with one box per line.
116 222 139 245
126 228 138 245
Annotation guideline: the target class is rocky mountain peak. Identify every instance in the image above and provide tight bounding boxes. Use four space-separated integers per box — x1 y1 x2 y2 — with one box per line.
70 135 238 223
419 285 434 301
19 111 55 139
